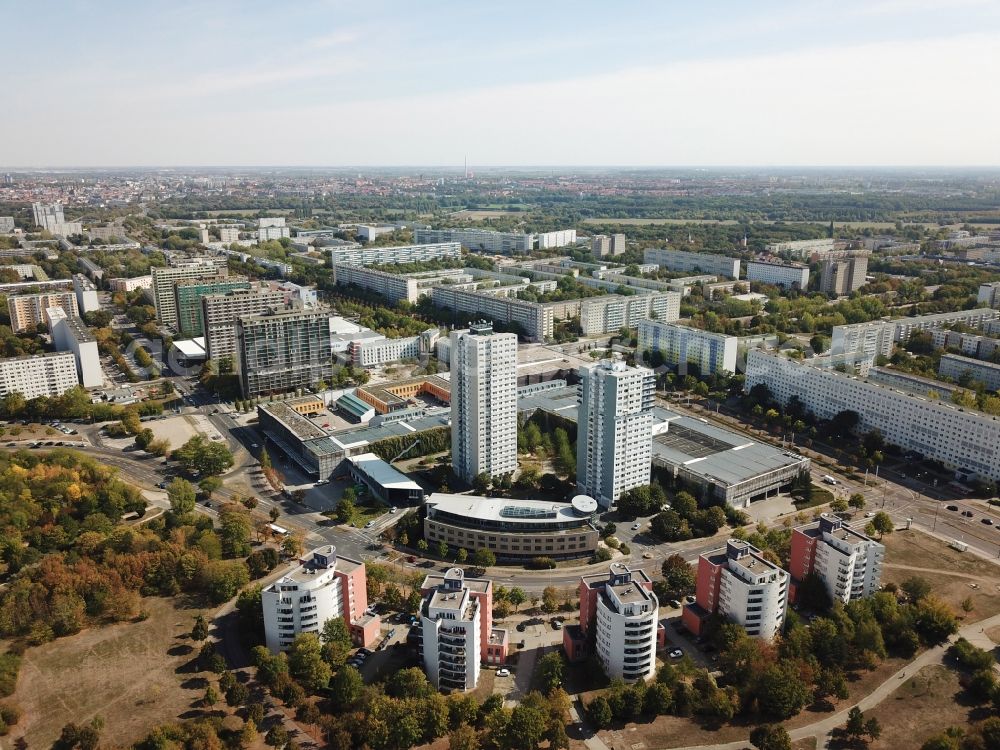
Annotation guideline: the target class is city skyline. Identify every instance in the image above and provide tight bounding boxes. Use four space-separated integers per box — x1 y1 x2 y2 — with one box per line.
3 0 999 167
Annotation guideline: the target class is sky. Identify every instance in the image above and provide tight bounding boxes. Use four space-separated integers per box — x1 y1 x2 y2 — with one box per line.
3 0 1000 167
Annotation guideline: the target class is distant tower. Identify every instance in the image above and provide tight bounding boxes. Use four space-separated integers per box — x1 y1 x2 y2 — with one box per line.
464 156 469 179
741 232 748 248
829 220 835 238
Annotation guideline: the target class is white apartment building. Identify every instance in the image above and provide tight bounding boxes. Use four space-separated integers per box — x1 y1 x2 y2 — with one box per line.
579 292 681 336
328 241 462 267
610 233 626 256
0 352 79 400
643 247 741 279
219 226 241 244
684 540 788 640
421 568 484 692
746 259 809 289
450 323 518 484
332 264 421 304
577 358 654 509
536 229 578 249
151 261 228 328
350 335 421 367
764 238 836 259
32 202 82 235
745 348 1000 482
202 287 287 362
8 291 79 333
414 228 534 255
356 224 397 242
72 274 100 314
0 217 14 233
832 309 1000 361
589 565 659 682
791 514 884 605
979 282 1000 309
637 320 738 376
261 545 371 653
49 312 103 388
258 217 290 242
939 353 1000 392
109 275 153 293
591 235 611 257
430 286 553 342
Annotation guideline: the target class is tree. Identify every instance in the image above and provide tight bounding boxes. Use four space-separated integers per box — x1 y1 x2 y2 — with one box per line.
587 696 612 728
320 617 352 667
167 477 197 514
265 724 290 748
912 595 959 644
456 547 468 564
848 493 866 511
174 434 234 477
902 576 932 602
387 666 432 699
658 555 696 600
541 586 559 614
756 663 810 720
845 706 866 741
191 615 209 642
750 724 792 750
438 540 450 559
240 720 258 748
505 703 547 750
473 473 491 495
871 511 894 539
269 506 281 523
202 684 219 707
287 633 332 693
472 548 496 568
830 497 848 513
537 652 564 695
329 665 363 709
219 507 253 558
509 587 526 612
448 724 480 750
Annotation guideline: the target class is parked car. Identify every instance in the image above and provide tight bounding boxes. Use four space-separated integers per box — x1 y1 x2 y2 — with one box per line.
365 520 376 528
669 600 681 609
962 510 975 517
668 649 684 659
496 668 511 677
947 505 959 511
316 479 329 486
631 522 641 531
983 518 994 526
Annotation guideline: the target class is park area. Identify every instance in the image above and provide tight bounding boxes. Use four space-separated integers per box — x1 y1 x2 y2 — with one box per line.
8 597 217 748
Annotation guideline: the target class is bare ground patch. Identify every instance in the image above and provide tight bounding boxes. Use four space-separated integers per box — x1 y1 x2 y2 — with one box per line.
9 597 214 748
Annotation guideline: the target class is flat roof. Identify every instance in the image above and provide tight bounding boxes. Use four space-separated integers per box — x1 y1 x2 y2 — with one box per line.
425 493 592 525
173 337 206 358
650 408 808 487
422 572 491 594
260 400 329 441
328 409 451 451
348 452 422 491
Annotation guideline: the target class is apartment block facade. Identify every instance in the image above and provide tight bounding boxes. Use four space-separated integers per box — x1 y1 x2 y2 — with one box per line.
0 352 79 400
939 353 1000 392
577 358 654 509
643 247 741 279
151 261 228 329
430 286 553 341
579 291 681 336
174 277 251 337
637 319 738 375
262 545 379 653
746 260 810 289
236 308 335 398
414 228 533 255
201 286 287 362
820 252 869 295
683 540 788 640
745 348 1000 482
450 323 518 484
8 291 79 333
789 514 883 605
329 241 461 267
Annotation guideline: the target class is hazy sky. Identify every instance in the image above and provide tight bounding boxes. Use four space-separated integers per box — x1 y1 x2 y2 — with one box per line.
4 0 1000 167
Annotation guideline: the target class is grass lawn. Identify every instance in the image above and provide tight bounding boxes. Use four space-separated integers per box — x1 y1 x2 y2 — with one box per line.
864 665 974 750
9 597 219 749
792 484 835 510
881 529 1000 620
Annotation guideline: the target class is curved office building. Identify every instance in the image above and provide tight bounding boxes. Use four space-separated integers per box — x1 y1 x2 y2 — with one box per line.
423 493 599 560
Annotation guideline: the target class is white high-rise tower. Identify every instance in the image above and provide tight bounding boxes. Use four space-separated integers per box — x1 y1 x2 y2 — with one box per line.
450 322 518 485
577 357 654 509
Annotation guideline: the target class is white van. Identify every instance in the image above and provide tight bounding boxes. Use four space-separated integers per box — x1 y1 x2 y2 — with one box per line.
822 475 838 485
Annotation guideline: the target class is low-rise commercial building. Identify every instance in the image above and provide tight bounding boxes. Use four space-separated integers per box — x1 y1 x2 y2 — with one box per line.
109 275 152 293
745 348 1000 482
0 351 79 399
643 247 741 279
424 493 599 560
789 513 883 605
637 320 738 375
262 545 379 653
421 568 505 691
347 452 425 506
566 564 657 681
684 540 788 640
746 259 809 289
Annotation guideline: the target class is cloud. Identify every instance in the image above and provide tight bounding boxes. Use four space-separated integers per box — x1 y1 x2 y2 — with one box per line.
305 29 361 49
4 31 999 166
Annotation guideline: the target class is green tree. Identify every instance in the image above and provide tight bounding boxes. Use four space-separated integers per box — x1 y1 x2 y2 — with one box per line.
320 617 353 667
658 555 696 600
191 614 209 642
473 473 491 495
334 497 356 525
749 724 792 750
167 477 197 514
287 633 331 693
541 586 559 614
845 706 866 741
448 724 479 750
504 703 547 750
871 511 894 539
219 507 253 558
536 652 564 695
756 663 810 720
202 685 219 707
456 547 468 564
848 493 866 511
174 434 234 476
587 696 612 728
438 540 450 559
472 548 496 568
509 587 526 612
329 665 363 709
